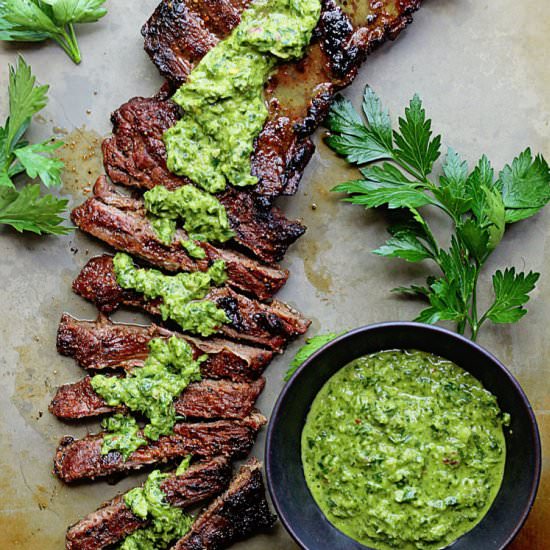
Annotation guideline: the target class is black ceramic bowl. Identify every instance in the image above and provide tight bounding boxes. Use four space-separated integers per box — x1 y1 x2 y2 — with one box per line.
266 322 541 550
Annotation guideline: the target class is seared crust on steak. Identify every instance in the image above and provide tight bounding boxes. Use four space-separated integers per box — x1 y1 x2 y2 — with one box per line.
54 413 266 483
101 96 306 262
71 177 289 300
141 0 421 200
57 314 274 381
172 458 276 549
72 255 310 350
50 377 265 421
65 457 232 550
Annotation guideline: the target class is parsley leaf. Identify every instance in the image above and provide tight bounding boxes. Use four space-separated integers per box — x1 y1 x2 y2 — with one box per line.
374 228 433 263
326 94 392 165
497 148 550 223
14 141 64 188
333 177 437 210
434 148 471 216
284 332 344 381
485 269 539 324
42 0 107 24
393 94 441 179
0 57 70 235
0 184 70 234
362 86 393 150
465 156 505 251
6 56 49 155
326 86 550 340
0 0 107 63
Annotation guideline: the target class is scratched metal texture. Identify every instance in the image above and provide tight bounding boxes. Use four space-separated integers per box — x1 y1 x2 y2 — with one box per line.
0 0 548 548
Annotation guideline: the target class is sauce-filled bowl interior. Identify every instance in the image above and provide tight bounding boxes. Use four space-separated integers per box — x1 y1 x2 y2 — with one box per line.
265 323 541 550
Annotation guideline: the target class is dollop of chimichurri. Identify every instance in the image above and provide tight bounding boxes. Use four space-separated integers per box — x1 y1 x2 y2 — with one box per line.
163 0 321 192
121 457 194 549
144 184 235 246
302 350 509 550
93 336 204 458
113 252 229 337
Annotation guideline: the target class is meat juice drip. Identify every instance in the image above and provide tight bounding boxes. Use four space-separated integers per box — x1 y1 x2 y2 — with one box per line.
55 127 105 200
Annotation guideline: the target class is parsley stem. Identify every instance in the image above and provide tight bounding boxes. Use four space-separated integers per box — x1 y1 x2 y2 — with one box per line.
67 24 82 64
52 27 82 64
469 266 481 341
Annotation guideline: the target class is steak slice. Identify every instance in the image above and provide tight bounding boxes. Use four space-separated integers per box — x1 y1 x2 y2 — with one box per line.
50 377 265 421
72 177 288 300
57 314 273 381
102 95 306 263
172 458 276 550
72 255 310 351
65 456 232 550
142 0 421 200
54 412 266 483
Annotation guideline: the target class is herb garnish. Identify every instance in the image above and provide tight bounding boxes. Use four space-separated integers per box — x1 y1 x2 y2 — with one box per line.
326 87 550 340
284 332 343 381
0 0 107 64
0 57 70 235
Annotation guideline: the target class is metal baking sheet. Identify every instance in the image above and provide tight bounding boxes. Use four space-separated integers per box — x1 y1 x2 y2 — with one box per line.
0 0 548 548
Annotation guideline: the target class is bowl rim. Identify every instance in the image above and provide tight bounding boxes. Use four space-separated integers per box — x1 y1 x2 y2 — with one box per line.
265 321 542 550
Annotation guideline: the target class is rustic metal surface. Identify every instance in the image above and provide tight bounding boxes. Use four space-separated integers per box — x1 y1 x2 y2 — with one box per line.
0 0 548 548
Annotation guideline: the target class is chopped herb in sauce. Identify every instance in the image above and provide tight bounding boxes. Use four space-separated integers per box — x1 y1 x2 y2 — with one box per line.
302 350 509 550
144 184 234 246
93 336 204 459
113 252 229 337
121 459 194 549
164 0 321 192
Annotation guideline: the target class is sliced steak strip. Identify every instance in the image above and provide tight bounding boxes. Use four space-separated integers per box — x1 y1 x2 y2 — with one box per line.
57 314 273 381
141 0 421 200
54 412 266 483
172 458 276 550
65 456 232 550
102 96 306 263
50 377 265 421
72 255 310 351
72 177 288 300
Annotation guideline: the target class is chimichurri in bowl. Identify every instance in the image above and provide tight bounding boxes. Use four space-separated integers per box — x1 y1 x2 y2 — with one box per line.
265 323 541 550
302 350 509 550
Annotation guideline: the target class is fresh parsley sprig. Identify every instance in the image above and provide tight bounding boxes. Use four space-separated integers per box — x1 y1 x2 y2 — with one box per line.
0 56 71 235
0 0 107 64
326 87 550 340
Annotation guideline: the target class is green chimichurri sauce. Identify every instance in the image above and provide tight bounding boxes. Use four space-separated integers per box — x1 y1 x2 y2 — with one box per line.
120 457 194 549
101 414 147 461
93 336 204 459
113 252 229 337
302 350 509 550
163 0 321 193
144 184 235 246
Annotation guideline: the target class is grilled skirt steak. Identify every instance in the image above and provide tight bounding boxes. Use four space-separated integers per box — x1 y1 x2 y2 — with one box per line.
50 377 265 421
172 458 276 550
72 255 310 351
142 0 421 200
57 314 274 381
54 412 266 483
72 177 289 300
65 456 232 550
101 95 306 262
